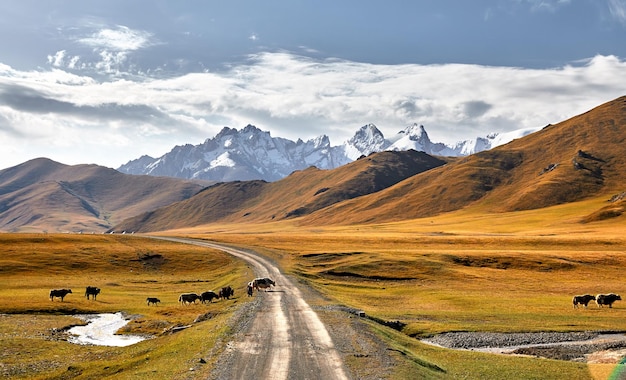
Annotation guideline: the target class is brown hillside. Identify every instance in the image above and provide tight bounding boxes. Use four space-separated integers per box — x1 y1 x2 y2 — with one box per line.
114 180 268 232
0 158 207 232
302 96 626 225
113 150 447 232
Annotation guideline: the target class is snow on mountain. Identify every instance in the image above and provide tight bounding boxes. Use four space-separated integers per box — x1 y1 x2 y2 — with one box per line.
486 127 541 148
342 123 388 160
117 123 539 182
119 125 346 182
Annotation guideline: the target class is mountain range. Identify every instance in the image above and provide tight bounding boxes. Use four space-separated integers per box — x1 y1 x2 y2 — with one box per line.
112 95 626 232
117 123 538 182
1 96 624 233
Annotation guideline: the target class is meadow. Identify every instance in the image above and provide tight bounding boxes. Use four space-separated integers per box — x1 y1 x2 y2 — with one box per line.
168 197 626 379
2 195 626 379
0 234 251 379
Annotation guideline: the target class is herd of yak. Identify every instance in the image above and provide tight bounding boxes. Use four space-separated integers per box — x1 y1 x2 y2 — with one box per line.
572 293 622 308
48 277 277 305
49 286 100 302
51 284 621 310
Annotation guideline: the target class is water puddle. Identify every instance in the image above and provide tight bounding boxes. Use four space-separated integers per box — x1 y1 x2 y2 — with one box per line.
67 312 148 347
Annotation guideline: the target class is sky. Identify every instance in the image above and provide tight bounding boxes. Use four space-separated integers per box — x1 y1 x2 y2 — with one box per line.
0 0 625 170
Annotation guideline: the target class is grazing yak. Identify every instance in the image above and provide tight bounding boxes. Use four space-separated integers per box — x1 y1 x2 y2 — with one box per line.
200 291 219 303
179 293 202 305
572 294 596 308
85 286 101 300
146 297 161 306
253 277 276 292
596 293 622 308
219 286 234 299
49 289 72 301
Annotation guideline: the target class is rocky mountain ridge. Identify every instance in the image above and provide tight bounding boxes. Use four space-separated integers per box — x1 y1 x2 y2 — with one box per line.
118 123 534 182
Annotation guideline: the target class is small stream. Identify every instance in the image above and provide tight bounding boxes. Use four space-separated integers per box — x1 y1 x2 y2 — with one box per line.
67 312 148 347
421 331 626 363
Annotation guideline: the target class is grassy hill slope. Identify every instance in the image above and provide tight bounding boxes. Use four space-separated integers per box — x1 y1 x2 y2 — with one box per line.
113 150 447 232
302 96 626 225
0 158 207 232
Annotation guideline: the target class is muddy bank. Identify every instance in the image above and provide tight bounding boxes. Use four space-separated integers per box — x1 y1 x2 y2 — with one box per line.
422 331 626 363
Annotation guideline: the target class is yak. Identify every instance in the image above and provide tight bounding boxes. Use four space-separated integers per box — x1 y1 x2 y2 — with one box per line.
219 286 234 299
85 286 101 300
179 293 202 305
252 277 276 292
146 297 161 306
200 291 219 303
572 294 596 308
596 293 622 308
50 289 72 301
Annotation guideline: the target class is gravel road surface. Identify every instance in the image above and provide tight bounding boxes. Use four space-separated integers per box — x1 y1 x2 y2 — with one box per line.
155 237 351 380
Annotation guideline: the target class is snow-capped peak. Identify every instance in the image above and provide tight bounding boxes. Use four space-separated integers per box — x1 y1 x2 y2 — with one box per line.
343 123 388 160
118 123 540 182
402 123 427 138
387 124 432 152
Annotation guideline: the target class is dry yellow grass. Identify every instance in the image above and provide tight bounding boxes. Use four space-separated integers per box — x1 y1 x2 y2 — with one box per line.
0 233 250 379
151 194 626 378
4 191 626 378
179 229 626 335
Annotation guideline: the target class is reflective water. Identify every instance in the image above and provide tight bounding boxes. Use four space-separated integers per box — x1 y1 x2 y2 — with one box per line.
67 312 147 347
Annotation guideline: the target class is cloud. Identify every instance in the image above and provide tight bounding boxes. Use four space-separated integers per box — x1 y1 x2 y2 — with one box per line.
460 101 493 119
0 83 78 114
78 25 154 51
0 83 171 124
517 0 572 12
47 25 157 75
1 52 625 169
48 50 82 70
608 0 626 25
47 50 67 67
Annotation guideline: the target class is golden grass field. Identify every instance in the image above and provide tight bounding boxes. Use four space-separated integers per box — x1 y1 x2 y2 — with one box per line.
2 194 626 379
0 234 251 379
163 194 626 379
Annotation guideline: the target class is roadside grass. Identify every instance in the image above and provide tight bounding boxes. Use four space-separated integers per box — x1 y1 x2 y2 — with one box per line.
368 321 590 380
0 234 249 379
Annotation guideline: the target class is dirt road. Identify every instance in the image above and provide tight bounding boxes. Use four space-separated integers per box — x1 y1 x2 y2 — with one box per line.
155 237 350 380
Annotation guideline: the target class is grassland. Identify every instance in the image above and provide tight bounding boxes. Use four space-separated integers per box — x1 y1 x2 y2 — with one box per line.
3 195 626 379
0 234 250 379
164 195 626 379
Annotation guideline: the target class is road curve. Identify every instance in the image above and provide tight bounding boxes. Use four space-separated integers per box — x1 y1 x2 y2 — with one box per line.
153 237 350 380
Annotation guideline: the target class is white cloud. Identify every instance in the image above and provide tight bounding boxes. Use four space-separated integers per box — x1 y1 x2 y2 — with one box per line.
47 50 66 67
47 50 81 69
78 25 154 51
1 52 625 169
94 50 128 74
44 25 158 75
608 0 626 25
